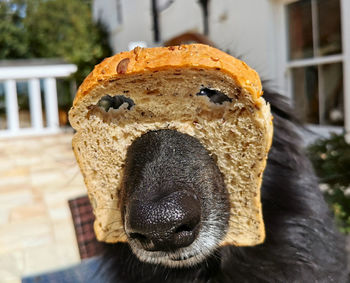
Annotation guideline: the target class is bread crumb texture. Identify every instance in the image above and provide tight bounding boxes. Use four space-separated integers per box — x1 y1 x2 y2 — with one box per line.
69 44 273 246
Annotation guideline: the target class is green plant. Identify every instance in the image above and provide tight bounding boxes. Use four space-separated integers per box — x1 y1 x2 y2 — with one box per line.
307 133 350 234
0 0 112 85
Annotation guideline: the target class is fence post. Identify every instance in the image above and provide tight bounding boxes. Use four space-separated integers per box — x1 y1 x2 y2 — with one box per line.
5 80 19 133
29 78 43 131
44 78 59 131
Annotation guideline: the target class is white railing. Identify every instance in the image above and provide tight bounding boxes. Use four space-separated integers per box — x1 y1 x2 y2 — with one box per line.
0 61 77 138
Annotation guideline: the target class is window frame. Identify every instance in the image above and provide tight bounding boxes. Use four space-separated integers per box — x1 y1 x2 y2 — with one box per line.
276 0 350 135
286 0 344 125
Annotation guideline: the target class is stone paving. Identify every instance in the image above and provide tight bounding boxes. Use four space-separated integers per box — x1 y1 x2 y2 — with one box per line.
0 132 86 283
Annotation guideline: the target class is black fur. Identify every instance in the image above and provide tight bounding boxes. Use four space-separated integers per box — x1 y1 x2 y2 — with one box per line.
99 90 348 283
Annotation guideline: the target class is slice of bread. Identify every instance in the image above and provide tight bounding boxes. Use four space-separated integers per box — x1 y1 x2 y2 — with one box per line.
69 44 273 246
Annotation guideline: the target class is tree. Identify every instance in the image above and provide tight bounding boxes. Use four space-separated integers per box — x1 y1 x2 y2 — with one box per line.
0 0 112 85
0 0 30 58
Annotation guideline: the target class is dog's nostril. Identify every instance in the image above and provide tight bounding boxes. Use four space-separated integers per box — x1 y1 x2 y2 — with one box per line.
126 191 201 251
173 220 200 248
129 232 157 251
129 232 148 242
175 224 193 233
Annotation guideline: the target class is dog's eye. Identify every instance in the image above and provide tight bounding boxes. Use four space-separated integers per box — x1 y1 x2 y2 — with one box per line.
196 87 232 104
97 95 135 112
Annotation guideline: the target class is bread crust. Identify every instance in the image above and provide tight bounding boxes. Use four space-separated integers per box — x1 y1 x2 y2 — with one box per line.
73 44 262 107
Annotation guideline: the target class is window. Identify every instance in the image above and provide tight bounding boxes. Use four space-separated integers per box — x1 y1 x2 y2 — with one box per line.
286 0 344 126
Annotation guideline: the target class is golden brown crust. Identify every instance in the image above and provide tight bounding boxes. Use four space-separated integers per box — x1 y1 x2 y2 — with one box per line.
73 44 262 107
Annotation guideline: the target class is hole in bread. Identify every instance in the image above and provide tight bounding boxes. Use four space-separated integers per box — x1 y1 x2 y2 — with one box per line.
210 153 218 163
196 87 232 104
97 95 135 112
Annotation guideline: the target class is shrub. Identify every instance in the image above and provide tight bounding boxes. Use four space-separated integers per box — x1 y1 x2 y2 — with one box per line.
308 133 350 234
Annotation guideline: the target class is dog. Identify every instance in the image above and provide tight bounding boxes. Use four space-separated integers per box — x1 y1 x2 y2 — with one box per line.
98 90 348 283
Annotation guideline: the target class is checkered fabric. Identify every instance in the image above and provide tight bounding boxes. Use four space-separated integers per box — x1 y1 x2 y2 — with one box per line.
68 196 104 259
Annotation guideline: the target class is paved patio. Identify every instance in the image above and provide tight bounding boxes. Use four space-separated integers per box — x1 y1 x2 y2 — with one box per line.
0 132 86 283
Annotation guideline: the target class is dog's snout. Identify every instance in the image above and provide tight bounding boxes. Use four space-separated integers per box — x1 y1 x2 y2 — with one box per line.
125 191 201 251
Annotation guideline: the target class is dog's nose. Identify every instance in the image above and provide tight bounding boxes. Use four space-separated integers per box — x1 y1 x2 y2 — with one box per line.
125 190 201 251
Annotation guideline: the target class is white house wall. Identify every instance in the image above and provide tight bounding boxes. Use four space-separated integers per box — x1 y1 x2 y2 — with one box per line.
160 0 203 40
93 0 153 51
93 0 279 84
208 0 278 82
93 0 119 33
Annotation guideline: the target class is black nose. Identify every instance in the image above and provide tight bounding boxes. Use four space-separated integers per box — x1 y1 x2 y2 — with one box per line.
125 191 201 251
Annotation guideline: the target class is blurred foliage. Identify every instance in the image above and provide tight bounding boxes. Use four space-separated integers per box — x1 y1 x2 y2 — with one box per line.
0 0 112 85
307 133 350 234
0 0 29 58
